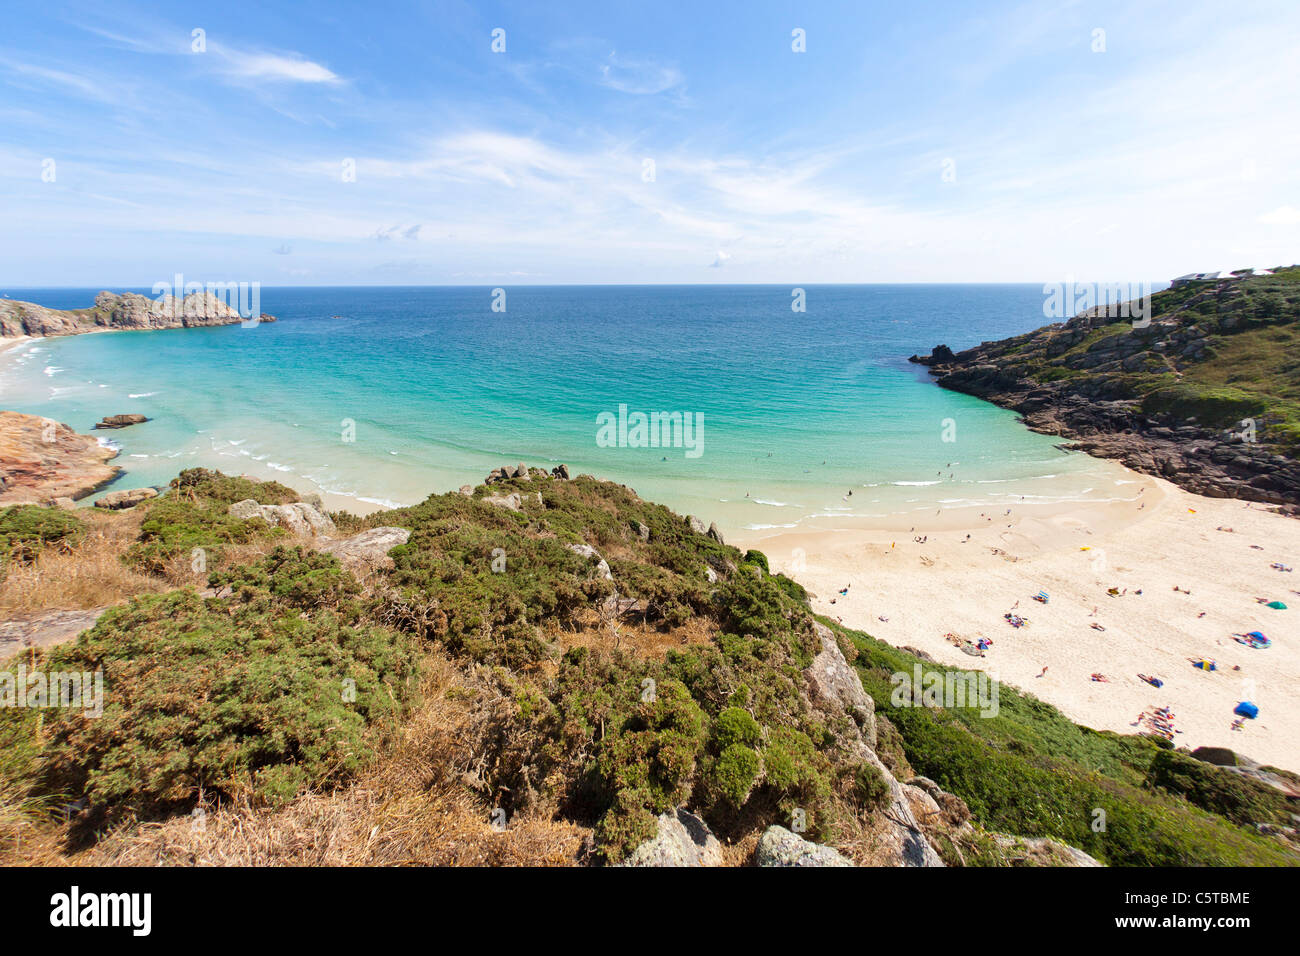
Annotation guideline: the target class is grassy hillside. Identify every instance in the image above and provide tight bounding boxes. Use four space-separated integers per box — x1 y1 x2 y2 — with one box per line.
1 469 1296 865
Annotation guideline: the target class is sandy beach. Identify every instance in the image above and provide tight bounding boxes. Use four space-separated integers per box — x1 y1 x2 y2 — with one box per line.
737 470 1300 772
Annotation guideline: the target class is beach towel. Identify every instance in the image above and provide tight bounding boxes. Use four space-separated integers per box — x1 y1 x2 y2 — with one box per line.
1233 701 1260 719
1232 631 1272 649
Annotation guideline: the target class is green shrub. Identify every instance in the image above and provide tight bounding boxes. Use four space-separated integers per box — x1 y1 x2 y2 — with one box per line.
0 506 83 564
32 570 419 821
852 761 890 810
1145 749 1292 827
709 744 762 807
711 706 762 751
123 469 299 575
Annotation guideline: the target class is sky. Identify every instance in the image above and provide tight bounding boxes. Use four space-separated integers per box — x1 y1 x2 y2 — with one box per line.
1 0 1298 286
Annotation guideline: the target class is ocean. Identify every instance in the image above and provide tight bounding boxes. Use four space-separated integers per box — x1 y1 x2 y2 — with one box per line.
0 285 1137 531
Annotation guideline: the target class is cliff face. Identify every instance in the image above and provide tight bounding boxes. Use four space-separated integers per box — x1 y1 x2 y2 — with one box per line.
0 290 275 338
911 267 1300 507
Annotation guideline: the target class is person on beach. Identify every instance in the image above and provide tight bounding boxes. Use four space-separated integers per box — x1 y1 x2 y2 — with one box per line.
1037 666 1048 678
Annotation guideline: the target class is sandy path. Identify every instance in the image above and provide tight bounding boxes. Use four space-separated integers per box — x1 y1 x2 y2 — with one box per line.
737 472 1300 772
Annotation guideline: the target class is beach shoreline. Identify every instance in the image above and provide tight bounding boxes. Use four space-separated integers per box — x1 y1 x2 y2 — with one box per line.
734 470 1300 772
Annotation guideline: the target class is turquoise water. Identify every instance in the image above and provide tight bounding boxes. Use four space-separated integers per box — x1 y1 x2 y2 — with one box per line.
0 285 1132 531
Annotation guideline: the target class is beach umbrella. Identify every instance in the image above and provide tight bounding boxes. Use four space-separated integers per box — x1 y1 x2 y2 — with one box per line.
1233 701 1260 720
1265 600 1287 609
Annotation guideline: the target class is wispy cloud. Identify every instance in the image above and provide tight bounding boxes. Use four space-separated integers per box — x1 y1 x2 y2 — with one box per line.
212 47 342 85
598 53 683 95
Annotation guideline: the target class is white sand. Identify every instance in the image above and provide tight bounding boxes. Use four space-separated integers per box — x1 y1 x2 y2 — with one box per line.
736 471 1300 772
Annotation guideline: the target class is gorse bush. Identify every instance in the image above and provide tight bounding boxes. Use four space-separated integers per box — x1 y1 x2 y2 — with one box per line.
124 468 299 574
0 505 84 564
34 551 419 823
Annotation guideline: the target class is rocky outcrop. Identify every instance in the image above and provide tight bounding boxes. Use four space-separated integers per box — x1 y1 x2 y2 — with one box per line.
802 621 944 867
755 826 854 867
93 414 149 429
0 291 274 339
567 543 613 581
618 809 723 867
1187 747 1300 799
94 487 158 509
0 607 110 660
0 411 121 504
808 621 876 747
229 499 336 536
910 271 1300 506
320 527 411 570
989 834 1103 867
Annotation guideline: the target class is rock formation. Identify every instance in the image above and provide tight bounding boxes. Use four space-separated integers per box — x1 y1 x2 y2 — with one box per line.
618 809 723 867
93 414 149 429
0 290 275 339
755 825 854 866
320 527 411 570
911 270 1300 506
0 411 121 504
229 499 336 536
94 487 158 509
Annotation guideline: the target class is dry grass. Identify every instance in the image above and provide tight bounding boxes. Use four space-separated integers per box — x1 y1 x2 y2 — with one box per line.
0 508 163 613
546 608 715 660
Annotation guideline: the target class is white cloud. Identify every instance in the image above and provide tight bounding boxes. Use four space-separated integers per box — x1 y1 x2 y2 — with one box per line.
215 48 341 84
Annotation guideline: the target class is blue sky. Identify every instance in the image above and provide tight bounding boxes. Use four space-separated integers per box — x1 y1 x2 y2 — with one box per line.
1 0 1298 286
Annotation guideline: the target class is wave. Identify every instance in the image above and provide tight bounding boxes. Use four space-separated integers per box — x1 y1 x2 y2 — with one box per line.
128 392 159 399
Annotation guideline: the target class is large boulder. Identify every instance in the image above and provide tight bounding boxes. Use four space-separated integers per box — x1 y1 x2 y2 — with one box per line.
619 809 722 867
568 543 613 581
755 826 853 867
94 487 158 509
229 499 336 536
320 527 410 570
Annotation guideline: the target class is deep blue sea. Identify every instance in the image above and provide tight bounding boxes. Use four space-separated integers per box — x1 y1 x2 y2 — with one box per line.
0 285 1136 532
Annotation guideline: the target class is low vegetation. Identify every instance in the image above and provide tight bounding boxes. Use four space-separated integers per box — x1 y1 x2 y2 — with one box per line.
0 469 1295 866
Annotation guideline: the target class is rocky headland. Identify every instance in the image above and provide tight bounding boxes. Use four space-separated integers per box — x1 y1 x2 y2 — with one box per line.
911 267 1300 507
0 290 275 339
